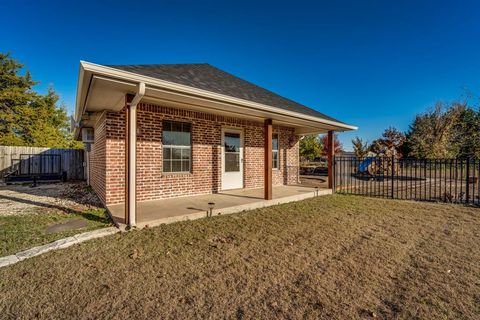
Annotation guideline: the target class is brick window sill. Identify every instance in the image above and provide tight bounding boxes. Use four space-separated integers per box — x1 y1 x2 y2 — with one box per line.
161 172 193 177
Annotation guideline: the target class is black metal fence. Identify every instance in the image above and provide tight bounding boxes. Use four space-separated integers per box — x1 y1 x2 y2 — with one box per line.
334 156 480 205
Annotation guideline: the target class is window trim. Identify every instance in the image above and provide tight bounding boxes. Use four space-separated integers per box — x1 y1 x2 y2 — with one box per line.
272 133 279 170
162 120 192 174
221 126 245 189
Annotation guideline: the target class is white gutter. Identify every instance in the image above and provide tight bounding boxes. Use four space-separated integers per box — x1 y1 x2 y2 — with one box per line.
129 82 145 107
77 61 358 131
126 82 145 228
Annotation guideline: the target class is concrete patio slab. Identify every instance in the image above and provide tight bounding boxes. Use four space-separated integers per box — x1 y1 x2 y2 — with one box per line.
108 185 332 229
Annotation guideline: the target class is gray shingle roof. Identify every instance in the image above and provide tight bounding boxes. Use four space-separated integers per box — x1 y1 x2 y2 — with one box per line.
108 63 343 124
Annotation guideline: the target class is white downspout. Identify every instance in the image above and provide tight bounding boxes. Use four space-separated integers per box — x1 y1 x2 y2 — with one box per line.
126 82 145 228
86 149 90 185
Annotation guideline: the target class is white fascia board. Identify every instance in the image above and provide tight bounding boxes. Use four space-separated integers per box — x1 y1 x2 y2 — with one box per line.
77 61 358 131
74 63 86 123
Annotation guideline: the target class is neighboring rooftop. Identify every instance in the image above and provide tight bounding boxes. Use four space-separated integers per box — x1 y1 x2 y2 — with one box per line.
107 63 344 124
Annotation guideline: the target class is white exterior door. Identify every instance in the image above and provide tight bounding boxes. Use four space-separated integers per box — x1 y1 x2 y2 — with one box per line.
221 128 244 190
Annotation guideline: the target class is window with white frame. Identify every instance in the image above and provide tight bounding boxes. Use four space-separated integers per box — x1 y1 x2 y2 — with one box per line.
162 121 191 173
272 133 279 169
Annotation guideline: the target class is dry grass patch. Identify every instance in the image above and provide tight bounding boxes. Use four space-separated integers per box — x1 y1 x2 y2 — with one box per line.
0 195 479 319
0 182 110 255
0 208 111 256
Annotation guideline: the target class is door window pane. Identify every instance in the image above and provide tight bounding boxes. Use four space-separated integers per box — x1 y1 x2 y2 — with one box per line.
225 153 240 172
224 132 240 152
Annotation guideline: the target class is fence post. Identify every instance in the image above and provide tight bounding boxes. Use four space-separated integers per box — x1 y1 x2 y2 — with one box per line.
466 158 470 203
332 155 336 193
391 154 395 199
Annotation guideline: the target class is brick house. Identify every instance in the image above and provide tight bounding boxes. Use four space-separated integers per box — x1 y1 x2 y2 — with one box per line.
73 62 356 227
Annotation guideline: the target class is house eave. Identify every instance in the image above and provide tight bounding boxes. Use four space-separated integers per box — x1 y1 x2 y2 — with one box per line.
74 61 357 138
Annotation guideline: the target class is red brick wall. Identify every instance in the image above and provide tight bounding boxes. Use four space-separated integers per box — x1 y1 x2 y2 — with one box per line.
88 112 107 204
105 112 126 205
97 103 299 205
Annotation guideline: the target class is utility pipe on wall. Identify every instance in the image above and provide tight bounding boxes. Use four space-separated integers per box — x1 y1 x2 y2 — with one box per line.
86 149 90 185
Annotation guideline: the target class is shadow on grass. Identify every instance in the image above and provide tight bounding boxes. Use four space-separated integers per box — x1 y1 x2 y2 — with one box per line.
75 209 111 224
0 194 111 224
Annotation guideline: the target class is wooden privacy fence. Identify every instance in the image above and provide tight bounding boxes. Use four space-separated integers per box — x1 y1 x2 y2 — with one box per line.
334 156 480 206
0 146 85 180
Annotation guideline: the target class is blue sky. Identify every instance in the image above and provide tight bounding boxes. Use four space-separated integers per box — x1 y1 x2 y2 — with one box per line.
2 0 479 150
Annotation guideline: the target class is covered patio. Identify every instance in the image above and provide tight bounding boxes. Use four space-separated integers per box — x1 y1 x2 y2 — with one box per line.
74 62 356 229
108 185 332 228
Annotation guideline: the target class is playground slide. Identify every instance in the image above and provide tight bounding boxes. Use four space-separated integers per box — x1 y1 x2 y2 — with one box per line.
358 157 375 174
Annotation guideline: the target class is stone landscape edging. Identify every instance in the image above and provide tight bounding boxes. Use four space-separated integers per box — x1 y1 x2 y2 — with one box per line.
0 227 119 268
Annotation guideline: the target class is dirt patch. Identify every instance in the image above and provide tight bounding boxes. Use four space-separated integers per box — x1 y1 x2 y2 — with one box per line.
299 175 328 188
0 195 479 319
45 218 89 234
0 182 103 216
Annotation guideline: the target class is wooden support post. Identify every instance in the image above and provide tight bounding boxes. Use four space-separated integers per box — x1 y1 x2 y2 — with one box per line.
327 130 334 189
264 119 273 200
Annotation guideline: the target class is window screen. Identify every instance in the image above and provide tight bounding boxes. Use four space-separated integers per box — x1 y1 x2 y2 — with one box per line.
162 121 191 173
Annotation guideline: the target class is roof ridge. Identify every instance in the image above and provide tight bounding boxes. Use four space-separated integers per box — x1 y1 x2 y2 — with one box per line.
107 63 209 67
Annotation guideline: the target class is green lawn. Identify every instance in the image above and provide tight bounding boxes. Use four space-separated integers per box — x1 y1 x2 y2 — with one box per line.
1 195 479 319
0 208 111 256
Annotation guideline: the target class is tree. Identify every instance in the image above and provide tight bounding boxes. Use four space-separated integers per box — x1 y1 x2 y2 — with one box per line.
368 127 406 157
0 52 81 148
300 134 322 162
371 127 406 155
320 133 343 155
352 136 369 158
405 102 462 158
449 106 480 158
381 127 406 150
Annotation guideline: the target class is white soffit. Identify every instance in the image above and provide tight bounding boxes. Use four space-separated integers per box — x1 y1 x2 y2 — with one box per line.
86 76 135 112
